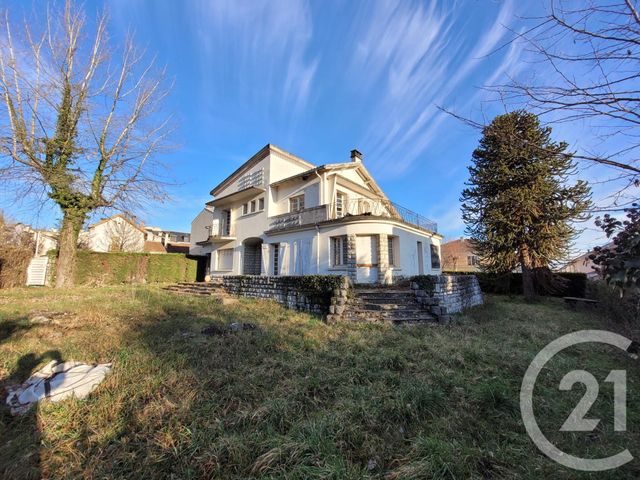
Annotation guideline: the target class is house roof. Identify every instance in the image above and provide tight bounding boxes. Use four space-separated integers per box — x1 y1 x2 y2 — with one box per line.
143 241 167 253
270 163 358 186
88 214 146 234
442 238 470 248
206 186 266 207
210 144 315 196
270 162 387 199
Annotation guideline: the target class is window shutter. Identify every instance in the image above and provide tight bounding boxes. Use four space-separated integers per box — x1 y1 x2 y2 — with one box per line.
261 244 270 275
279 243 289 275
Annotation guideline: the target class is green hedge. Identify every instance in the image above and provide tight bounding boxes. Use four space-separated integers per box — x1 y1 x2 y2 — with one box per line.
442 271 588 298
49 251 199 285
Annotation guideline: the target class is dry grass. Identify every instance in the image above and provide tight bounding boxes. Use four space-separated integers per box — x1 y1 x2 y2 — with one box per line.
0 286 638 479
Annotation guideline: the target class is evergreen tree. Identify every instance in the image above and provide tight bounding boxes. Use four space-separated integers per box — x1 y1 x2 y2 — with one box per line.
461 111 591 300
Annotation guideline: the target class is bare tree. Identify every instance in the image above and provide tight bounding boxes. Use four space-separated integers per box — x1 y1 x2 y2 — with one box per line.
0 211 35 288
0 1 172 287
494 0 640 193
104 216 144 252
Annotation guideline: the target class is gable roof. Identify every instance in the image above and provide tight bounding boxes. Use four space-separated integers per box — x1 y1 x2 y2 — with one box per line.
88 214 146 234
210 144 315 196
144 241 167 253
270 162 387 199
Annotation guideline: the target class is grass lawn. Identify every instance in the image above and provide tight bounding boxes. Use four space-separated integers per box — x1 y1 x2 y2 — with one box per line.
0 286 638 479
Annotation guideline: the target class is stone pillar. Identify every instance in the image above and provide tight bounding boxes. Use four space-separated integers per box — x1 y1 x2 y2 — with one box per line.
377 234 392 284
346 234 357 283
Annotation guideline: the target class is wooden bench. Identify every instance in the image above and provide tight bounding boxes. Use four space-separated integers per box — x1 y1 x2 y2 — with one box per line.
563 297 598 308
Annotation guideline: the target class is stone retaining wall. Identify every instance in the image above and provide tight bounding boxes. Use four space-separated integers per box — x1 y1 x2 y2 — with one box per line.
411 274 483 315
210 275 351 316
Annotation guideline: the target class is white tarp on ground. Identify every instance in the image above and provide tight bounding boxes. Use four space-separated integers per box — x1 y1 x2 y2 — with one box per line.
5 360 112 415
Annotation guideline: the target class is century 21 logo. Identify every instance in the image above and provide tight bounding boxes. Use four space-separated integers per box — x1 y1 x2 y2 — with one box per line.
520 330 633 472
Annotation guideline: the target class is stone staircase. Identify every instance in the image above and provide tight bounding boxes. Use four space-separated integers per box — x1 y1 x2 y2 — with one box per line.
163 282 224 297
340 286 438 324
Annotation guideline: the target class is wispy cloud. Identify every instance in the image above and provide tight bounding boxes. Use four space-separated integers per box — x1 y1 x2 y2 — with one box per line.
189 0 319 117
350 0 518 176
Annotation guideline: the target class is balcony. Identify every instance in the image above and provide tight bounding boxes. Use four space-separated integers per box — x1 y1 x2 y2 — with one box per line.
199 223 236 244
268 198 437 233
269 205 329 230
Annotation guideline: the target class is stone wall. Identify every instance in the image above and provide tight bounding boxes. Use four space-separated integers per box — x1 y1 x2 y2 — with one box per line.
210 275 351 316
411 274 483 316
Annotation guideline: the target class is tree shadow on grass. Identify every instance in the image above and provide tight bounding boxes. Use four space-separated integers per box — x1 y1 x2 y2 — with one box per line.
86 290 440 478
0 349 62 480
0 317 34 345
26 288 638 479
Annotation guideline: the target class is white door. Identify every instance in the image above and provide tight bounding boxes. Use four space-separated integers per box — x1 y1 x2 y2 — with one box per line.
356 235 379 283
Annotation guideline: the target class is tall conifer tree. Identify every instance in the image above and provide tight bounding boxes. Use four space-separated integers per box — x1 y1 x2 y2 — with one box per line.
461 111 591 299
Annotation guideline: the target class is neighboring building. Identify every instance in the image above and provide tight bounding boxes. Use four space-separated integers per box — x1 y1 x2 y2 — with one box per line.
80 215 191 254
441 238 480 272
190 144 442 284
16 224 58 257
558 249 604 279
82 214 147 253
144 226 191 245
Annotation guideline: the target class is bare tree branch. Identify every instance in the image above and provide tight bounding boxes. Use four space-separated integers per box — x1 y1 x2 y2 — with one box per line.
0 0 174 286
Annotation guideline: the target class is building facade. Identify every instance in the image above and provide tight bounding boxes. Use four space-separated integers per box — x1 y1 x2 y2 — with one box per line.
81 215 191 254
441 238 480 272
190 144 442 284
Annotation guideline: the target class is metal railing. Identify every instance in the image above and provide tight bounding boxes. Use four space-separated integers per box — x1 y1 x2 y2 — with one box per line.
206 222 236 239
332 198 437 233
268 198 437 233
269 205 329 230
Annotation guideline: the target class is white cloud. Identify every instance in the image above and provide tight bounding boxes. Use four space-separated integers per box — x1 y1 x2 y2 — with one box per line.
347 0 517 177
189 0 319 116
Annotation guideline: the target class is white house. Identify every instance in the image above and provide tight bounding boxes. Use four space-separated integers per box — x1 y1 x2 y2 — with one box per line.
190 144 443 284
81 214 147 253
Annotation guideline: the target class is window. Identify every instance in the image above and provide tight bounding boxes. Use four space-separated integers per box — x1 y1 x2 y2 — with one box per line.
336 192 346 218
330 236 348 267
272 243 280 275
430 244 441 269
467 255 478 266
242 198 264 215
109 237 123 252
223 210 231 235
388 236 398 267
217 248 233 271
289 194 305 213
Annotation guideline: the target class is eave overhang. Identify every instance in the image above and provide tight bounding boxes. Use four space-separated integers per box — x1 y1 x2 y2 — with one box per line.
205 186 265 208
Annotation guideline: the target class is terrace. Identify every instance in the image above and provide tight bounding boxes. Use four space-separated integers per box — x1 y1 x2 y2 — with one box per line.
267 197 438 234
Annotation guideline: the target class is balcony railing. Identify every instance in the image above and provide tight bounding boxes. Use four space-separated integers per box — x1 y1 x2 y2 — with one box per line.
269 198 437 233
204 222 236 241
269 205 329 230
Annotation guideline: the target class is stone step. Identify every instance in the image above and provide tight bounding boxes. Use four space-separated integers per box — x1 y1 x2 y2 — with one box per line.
341 314 437 324
164 286 215 294
353 294 415 303
347 302 423 311
176 282 219 288
346 308 432 318
164 290 213 297
163 283 223 297
354 288 413 293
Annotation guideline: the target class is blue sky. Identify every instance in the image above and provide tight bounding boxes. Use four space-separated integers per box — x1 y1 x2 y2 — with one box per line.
1 0 626 252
